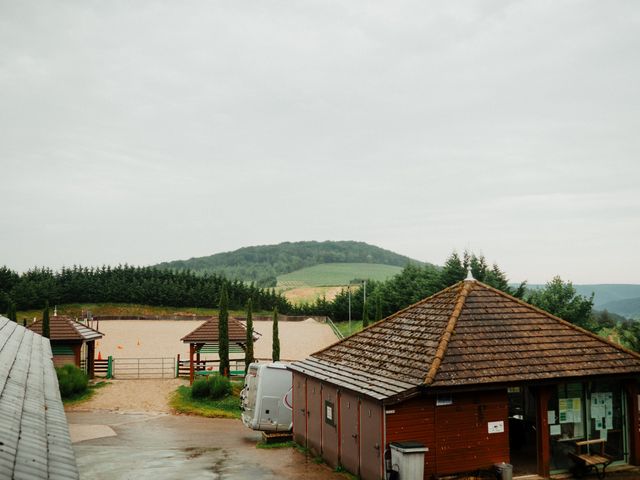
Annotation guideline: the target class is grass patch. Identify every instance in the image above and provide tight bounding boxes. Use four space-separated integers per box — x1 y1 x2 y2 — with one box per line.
63 381 111 406
335 320 363 338
277 263 402 287
16 303 262 324
256 441 295 449
170 382 242 419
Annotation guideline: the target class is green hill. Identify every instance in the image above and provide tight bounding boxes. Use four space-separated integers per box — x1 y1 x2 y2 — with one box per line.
526 284 640 319
599 297 640 320
155 240 423 286
277 263 403 287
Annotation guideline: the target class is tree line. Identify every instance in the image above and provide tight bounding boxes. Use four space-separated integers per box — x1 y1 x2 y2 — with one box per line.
0 264 290 313
292 251 640 352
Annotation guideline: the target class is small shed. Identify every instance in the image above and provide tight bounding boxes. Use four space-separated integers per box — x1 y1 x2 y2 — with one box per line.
290 278 640 479
28 314 103 378
0 315 79 479
181 316 253 383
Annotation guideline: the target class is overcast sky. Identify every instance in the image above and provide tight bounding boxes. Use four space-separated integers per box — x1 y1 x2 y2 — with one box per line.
1 1 639 284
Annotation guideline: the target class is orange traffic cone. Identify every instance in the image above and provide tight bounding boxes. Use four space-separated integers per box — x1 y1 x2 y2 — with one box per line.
98 351 102 360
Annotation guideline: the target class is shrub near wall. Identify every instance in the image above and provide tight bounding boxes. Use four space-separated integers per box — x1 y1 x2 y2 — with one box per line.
56 364 89 399
191 376 232 400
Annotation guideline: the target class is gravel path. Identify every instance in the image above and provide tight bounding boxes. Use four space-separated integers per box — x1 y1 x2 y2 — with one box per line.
66 378 188 414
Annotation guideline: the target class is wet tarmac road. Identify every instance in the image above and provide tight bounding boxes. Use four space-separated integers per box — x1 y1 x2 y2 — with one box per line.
68 411 345 480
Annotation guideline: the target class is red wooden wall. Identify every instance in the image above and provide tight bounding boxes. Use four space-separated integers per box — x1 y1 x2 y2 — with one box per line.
386 390 509 477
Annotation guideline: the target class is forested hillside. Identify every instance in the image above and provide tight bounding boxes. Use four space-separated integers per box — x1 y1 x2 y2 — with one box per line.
0 265 288 314
155 240 423 286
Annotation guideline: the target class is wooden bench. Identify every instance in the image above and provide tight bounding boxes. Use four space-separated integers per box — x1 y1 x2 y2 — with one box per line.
568 438 613 479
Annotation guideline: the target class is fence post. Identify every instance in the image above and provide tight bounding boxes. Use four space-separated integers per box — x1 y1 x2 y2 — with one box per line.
176 354 180 378
107 356 113 379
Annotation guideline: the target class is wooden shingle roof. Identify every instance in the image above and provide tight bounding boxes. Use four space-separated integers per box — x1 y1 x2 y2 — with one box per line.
290 280 640 401
0 316 79 479
181 317 248 343
28 315 103 342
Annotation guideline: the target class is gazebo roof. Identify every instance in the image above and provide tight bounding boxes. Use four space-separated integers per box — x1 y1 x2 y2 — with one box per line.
28 315 103 341
0 316 79 479
290 279 640 402
181 316 249 343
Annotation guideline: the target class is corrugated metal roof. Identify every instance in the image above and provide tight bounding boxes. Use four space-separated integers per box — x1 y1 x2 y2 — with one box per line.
291 280 640 401
181 317 248 343
0 316 79 479
28 315 103 341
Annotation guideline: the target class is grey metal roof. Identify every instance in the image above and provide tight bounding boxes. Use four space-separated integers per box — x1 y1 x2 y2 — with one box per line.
0 316 79 480
288 357 415 401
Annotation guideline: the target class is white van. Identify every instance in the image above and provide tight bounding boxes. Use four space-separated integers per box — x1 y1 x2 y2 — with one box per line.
240 362 293 432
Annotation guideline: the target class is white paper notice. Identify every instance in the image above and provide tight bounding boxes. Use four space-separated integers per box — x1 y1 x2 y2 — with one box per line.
606 416 613 430
600 429 608 439
550 424 562 436
488 421 504 434
547 410 556 424
591 404 605 419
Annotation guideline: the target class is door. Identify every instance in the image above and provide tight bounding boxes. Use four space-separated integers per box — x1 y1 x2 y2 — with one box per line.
307 378 323 454
340 390 360 476
293 373 307 445
360 397 383 480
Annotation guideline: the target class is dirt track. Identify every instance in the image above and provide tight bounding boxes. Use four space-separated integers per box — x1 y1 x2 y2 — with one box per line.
66 379 188 413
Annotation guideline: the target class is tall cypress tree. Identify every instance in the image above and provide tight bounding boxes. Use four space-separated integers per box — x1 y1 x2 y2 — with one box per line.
218 285 230 376
272 307 280 362
7 301 17 322
244 298 254 372
362 298 369 328
42 301 50 339
375 293 383 322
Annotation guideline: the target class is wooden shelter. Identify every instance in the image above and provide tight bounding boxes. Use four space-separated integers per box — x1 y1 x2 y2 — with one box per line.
289 277 640 479
0 316 79 479
28 314 103 378
181 316 252 383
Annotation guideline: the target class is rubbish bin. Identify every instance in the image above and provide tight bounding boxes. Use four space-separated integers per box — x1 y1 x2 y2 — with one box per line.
388 441 428 480
494 462 513 480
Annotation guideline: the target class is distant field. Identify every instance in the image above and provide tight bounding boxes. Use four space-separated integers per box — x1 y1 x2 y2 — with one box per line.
280 285 346 305
277 263 402 287
15 303 251 322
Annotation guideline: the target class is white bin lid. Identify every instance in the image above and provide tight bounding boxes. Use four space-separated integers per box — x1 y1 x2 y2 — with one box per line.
389 441 429 453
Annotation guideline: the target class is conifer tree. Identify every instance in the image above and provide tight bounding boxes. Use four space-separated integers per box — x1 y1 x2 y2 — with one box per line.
42 301 50 339
375 293 383 322
244 298 254 372
272 307 280 362
362 298 369 328
6 301 16 322
218 285 230 376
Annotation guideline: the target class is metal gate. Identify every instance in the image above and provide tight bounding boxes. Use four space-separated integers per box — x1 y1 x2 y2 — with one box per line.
111 357 175 379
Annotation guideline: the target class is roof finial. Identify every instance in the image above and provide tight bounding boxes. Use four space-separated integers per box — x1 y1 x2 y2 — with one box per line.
465 266 475 282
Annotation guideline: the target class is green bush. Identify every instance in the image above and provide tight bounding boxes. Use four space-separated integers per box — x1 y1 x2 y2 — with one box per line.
209 375 232 399
56 364 88 399
191 378 211 399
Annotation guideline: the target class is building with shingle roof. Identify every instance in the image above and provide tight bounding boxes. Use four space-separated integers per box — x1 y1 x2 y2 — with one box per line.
0 315 79 480
289 277 640 479
181 317 254 383
28 314 103 378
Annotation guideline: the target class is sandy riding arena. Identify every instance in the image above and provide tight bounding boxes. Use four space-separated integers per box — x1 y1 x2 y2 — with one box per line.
93 318 338 361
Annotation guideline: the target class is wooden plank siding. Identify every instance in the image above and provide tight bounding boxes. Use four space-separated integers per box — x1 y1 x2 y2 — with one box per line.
292 372 307 446
339 390 360 476
360 396 384 480
321 382 339 468
306 378 323 455
386 390 509 477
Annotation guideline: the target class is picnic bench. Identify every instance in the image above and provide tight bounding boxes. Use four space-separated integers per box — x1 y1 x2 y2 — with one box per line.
568 438 613 479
